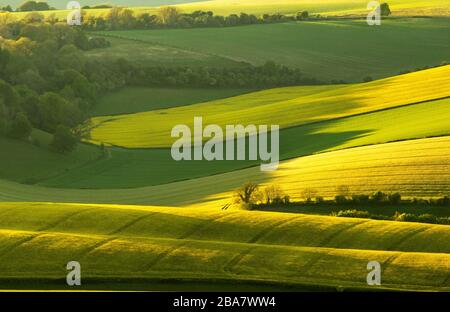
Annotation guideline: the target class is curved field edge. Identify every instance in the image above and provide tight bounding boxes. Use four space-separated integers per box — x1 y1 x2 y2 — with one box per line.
37 96 450 189
0 229 448 291
0 202 449 291
86 65 450 148
1 136 450 205
1 202 450 253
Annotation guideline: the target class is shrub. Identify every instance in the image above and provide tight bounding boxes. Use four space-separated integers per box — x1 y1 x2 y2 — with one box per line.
7 112 32 139
336 210 371 218
50 125 77 154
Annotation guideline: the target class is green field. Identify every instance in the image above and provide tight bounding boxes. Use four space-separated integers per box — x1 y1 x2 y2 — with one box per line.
84 36 248 69
1 136 450 206
1 67 448 189
35 96 450 189
0 202 448 291
0 129 100 185
1 2 450 292
88 65 450 148
91 86 252 116
95 18 450 82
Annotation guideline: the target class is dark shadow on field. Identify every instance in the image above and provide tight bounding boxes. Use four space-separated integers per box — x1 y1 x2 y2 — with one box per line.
40 123 371 192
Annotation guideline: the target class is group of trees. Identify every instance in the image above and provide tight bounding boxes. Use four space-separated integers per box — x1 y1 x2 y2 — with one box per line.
0 18 323 154
333 210 450 225
234 182 450 209
126 60 321 88
233 183 450 225
0 20 114 153
83 7 314 31
1 1 54 12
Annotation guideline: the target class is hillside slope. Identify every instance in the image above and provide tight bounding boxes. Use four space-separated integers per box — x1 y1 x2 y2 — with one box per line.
88 65 450 148
2 136 450 205
0 202 448 290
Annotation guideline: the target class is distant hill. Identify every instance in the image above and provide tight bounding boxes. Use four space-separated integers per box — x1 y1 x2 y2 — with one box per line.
2 0 203 10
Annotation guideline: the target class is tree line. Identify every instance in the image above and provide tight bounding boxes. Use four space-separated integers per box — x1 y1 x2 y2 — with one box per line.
233 182 450 225
235 182 450 207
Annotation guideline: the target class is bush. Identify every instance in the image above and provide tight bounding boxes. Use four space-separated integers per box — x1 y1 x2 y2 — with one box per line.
336 210 371 218
50 125 77 154
7 112 32 139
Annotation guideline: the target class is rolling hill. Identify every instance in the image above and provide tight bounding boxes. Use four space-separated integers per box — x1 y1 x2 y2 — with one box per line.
95 18 450 82
87 65 450 148
0 202 448 290
1 136 450 205
36 96 450 189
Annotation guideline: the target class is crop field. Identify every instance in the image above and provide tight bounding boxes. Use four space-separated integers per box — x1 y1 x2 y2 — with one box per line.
1 136 450 206
32 96 450 189
91 86 252 116
84 36 248 69
174 0 450 16
1 0 450 293
87 65 450 148
96 18 450 82
0 202 448 291
6 0 450 20
0 130 100 185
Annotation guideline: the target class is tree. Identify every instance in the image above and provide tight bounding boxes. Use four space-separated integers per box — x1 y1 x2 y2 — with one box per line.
296 11 309 20
158 6 180 26
19 1 52 12
23 12 45 23
380 3 392 16
7 112 32 139
234 182 262 209
1 5 13 12
51 125 77 153
264 185 285 204
301 187 317 203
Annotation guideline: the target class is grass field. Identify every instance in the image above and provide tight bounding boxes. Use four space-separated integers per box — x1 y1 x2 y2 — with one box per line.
84 36 248 69
91 86 252 116
35 96 450 189
87 65 450 148
0 202 448 290
1 2 450 292
95 18 450 82
1 136 450 205
0 129 100 185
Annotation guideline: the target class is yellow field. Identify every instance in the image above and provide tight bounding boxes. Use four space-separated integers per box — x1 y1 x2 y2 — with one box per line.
0 202 448 290
0 136 450 206
86 65 450 148
4 0 450 21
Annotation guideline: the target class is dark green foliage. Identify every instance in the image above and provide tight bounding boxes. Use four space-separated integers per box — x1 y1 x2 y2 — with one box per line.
296 11 309 20
7 112 32 139
18 1 53 12
50 125 77 153
380 3 392 16
0 5 13 12
81 7 320 31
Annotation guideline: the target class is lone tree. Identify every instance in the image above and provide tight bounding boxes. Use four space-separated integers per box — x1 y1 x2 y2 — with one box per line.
380 3 391 16
296 11 309 20
51 125 77 154
234 182 262 209
7 112 32 139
